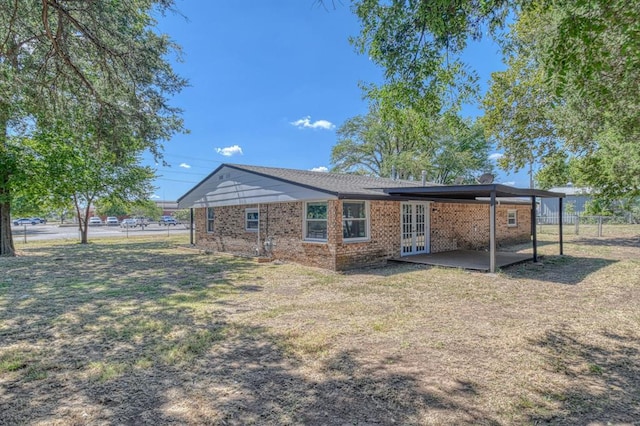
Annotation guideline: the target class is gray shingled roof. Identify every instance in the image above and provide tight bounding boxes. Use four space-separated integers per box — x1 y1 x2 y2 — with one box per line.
226 163 434 197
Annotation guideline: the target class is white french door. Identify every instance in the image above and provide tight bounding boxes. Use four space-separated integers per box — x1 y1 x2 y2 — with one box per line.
401 202 430 256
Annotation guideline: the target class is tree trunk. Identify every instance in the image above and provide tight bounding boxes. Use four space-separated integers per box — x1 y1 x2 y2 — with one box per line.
0 187 15 257
0 103 15 256
74 194 90 244
80 208 89 244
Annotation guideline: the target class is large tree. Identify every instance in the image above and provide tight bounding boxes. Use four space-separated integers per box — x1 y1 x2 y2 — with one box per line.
480 7 559 178
351 0 511 115
23 126 155 244
349 0 639 198
332 106 493 183
0 0 186 256
482 1 640 199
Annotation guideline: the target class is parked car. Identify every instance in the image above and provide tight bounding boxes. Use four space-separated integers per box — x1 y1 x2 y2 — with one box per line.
30 217 47 224
13 218 36 226
88 216 103 225
133 217 149 227
120 218 137 228
105 216 119 226
158 216 178 226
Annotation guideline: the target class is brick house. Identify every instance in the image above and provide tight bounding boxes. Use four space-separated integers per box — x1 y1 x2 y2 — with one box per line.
178 164 564 271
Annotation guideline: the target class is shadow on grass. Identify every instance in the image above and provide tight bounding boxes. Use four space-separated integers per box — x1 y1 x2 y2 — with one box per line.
0 240 503 424
501 255 617 285
572 236 640 248
1 322 503 424
343 251 617 285
525 329 640 424
1 241 257 318
500 239 560 253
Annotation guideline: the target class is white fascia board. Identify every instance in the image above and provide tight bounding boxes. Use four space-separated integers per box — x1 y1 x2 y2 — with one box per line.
178 165 336 208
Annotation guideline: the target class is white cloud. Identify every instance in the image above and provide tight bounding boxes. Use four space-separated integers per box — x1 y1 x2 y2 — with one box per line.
291 116 335 130
489 153 504 161
150 194 160 199
179 163 191 169
500 181 516 186
310 166 329 172
215 145 243 157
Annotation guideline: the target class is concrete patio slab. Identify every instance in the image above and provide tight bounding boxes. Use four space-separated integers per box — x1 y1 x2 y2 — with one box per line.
391 250 532 272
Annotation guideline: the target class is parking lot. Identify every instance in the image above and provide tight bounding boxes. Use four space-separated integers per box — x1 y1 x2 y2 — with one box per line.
10 222 190 242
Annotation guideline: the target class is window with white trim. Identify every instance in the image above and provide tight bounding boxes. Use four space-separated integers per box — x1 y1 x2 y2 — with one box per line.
305 202 328 241
342 201 368 240
245 208 259 231
206 207 215 233
507 209 517 227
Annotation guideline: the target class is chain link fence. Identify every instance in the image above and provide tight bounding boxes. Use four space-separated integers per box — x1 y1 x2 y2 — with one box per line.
536 213 640 237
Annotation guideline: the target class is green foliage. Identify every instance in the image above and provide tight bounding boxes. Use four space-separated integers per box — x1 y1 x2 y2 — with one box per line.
0 0 186 255
172 208 191 222
129 200 163 220
20 125 156 242
96 200 128 218
482 1 640 200
534 153 571 190
331 106 493 183
584 198 615 217
350 0 639 201
481 8 559 173
352 0 510 113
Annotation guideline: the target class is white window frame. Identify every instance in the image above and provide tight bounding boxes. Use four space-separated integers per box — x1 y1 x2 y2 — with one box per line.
245 208 259 232
304 201 328 242
342 200 370 242
507 209 518 227
206 207 215 233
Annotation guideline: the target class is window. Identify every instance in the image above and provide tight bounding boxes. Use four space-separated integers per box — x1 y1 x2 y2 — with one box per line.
245 208 259 231
206 207 215 233
507 209 517 227
305 202 328 241
343 201 368 240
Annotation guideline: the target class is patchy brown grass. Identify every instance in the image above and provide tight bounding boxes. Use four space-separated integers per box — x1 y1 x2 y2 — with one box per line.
1 231 639 425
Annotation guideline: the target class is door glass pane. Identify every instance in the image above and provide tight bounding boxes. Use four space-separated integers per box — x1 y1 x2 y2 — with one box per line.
402 204 413 254
416 204 425 251
401 203 429 255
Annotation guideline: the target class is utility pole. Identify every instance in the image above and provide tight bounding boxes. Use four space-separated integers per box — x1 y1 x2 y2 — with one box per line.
529 160 534 189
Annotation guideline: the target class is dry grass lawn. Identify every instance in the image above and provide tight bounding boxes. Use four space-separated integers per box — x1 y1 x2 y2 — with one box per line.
1 229 639 425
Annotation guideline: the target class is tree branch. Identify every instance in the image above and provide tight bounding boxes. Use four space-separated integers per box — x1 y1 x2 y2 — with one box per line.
41 0 99 99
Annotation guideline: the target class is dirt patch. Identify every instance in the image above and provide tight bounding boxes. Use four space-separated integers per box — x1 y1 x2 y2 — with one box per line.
1 233 639 424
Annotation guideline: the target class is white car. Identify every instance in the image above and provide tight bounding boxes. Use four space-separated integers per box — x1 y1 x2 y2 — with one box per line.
13 218 37 225
105 216 119 226
120 218 137 228
88 216 102 225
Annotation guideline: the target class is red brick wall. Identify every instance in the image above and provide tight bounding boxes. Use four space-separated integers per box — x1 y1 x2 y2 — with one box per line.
194 203 336 270
334 201 401 270
430 202 531 252
194 199 531 271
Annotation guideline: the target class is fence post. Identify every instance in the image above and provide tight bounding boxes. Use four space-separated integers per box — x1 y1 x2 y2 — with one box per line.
575 213 579 235
598 216 603 237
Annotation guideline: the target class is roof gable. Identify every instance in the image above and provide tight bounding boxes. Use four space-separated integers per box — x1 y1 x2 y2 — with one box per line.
177 164 426 208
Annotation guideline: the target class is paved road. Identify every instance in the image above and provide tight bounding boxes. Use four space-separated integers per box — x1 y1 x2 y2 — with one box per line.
10 223 190 242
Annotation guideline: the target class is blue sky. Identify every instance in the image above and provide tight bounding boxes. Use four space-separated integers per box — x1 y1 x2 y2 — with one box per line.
148 1 524 201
